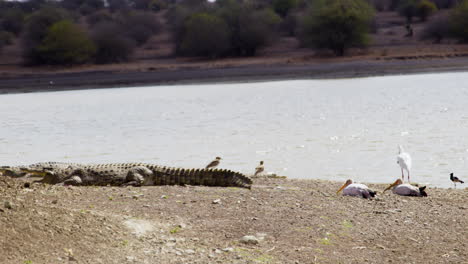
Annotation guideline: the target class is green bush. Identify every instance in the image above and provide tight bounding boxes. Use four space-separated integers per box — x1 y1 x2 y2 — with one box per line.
0 31 14 46
148 0 168 12
236 8 281 56
91 22 136 63
1 8 25 35
87 10 114 25
36 20 96 65
421 15 449 43
299 0 374 56
0 30 14 54
417 0 437 21
398 0 418 22
22 7 71 64
179 13 230 57
449 0 468 42
116 11 161 45
217 1 281 56
273 0 297 17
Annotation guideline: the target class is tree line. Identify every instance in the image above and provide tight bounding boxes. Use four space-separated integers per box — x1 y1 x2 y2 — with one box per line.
1 0 468 65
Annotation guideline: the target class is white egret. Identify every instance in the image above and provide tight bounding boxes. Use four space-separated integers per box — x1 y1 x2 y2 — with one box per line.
384 179 427 197
336 179 377 199
450 173 464 188
397 145 412 182
205 157 222 169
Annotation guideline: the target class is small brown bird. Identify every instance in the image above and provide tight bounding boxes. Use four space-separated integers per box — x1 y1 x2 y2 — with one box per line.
450 172 464 188
206 157 221 169
254 161 264 176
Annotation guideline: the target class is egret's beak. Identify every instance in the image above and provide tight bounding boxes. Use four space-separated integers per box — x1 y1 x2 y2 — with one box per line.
383 180 400 192
336 183 347 194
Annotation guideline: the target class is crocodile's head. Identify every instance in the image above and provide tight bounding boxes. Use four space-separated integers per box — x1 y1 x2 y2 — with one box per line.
0 166 28 177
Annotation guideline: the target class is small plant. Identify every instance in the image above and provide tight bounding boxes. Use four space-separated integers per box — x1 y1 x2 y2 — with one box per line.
169 226 181 234
24 261 33 264
342 220 353 229
121 240 129 246
319 237 332 245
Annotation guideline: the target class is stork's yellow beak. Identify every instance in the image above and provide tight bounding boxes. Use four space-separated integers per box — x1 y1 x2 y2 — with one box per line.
336 183 347 194
383 179 400 192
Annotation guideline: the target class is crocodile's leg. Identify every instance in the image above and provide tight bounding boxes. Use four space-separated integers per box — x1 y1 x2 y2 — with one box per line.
125 166 154 186
60 168 87 186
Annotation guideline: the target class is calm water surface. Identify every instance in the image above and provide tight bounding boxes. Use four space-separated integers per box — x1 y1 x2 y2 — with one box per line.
1 72 468 188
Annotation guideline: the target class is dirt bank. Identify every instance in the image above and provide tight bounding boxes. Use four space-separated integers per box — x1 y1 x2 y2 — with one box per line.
0 176 466 263
2 56 468 94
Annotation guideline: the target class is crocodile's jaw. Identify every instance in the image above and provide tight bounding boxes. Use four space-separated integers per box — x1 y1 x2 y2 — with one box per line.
20 168 49 177
0 167 27 177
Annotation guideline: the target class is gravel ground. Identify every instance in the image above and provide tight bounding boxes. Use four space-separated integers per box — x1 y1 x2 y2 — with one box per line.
0 176 466 264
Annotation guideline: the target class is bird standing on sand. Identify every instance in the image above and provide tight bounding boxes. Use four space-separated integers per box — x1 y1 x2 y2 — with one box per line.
254 161 264 176
383 179 427 197
397 145 412 182
336 179 377 199
205 157 221 169
450 173 464 188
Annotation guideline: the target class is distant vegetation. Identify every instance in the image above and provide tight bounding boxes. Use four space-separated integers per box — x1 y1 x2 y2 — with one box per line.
0 0 467 65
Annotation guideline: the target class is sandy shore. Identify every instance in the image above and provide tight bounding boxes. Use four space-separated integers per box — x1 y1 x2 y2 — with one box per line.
0 176 466 263
2 57 468 94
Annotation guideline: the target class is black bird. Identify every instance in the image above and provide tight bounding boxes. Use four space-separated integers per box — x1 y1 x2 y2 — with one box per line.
450 173 464 188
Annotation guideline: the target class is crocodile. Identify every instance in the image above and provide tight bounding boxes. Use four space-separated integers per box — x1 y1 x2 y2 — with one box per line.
1 162 253 189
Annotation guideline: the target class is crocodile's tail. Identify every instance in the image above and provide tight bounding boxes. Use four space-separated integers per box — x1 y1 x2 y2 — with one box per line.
201 168 253 189
150 166 252 189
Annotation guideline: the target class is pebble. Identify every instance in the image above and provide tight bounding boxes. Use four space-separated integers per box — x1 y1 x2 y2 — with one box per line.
212 199 221 204
185 249 195 254
125 256 136 262
240 235 259 245
222 247 234 252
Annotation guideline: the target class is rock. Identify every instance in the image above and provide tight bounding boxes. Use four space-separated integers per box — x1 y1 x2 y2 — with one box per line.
126 256 136 262
212 199 221 204
4 201 13 210
222 247 234 252
214 249 222 254
240 235 259 245
166 242 176 247
185 249 195 254
256 233 267 241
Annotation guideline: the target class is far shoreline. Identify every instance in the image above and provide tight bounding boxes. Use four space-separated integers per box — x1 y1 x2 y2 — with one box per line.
1 56 468 94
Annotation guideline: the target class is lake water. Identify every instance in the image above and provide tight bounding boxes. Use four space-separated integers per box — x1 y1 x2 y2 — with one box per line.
1 72 468 188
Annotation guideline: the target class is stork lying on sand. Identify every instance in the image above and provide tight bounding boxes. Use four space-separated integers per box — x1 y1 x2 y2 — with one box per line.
383 179 427 197
336 179 377 199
